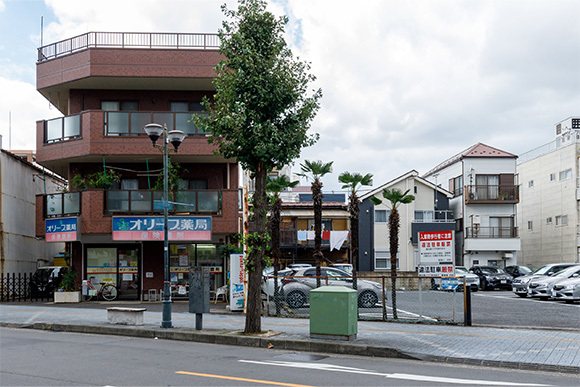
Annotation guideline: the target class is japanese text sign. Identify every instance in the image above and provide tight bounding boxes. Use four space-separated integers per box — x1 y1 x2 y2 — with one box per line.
418 231 454 277
112 216 211 241
46 217 78 242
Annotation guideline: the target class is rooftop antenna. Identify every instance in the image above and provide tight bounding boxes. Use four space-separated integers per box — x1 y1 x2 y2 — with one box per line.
9 111 11 150
41 16 43 47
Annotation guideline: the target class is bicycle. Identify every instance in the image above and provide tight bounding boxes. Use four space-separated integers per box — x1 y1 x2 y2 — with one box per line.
84 278 118 301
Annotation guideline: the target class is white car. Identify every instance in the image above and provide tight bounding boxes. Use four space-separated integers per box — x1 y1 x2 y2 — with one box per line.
433 266 479 291
261 266 294 298
528 266 580 300
551 277 580 303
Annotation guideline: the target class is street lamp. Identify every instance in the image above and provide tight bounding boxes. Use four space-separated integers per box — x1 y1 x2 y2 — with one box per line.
144 123 186 328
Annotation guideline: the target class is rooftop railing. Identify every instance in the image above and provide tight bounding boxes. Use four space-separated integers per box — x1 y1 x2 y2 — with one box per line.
38 32 220 62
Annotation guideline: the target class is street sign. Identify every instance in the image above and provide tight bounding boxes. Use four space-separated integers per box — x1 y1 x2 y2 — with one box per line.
418 231 455 277
441 278 459 290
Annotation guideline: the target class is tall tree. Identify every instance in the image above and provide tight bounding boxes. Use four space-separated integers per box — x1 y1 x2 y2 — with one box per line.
266 175 298 315
198 0 321 333
296 160 333 288
370 188 414 319
338 172 373 290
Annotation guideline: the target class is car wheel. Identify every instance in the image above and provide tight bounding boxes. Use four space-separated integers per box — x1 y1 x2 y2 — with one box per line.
516 293 527 298
470 285 478 292
480 280 487 291
286 290 307 308
358 291 379 308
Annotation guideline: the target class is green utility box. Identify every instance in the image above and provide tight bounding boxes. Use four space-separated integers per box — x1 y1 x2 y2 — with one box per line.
310 286 357 341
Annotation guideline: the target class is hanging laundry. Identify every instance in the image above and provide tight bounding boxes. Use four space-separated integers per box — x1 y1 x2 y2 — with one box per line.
330 230 349 251
297 230 308 241
307 231 315 240
322 231 330 240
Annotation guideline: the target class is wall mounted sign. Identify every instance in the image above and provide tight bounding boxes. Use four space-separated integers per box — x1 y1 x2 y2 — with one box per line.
46 217 79 242
112 216 211 241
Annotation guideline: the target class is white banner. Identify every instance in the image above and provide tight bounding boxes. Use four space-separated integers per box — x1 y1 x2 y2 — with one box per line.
229 253 246 311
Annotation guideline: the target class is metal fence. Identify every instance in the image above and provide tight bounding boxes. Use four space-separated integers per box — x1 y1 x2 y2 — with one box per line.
262 274 468 325
0 272 53 302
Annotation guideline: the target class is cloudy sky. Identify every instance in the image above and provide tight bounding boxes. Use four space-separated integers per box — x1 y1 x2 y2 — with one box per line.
0 0 578 192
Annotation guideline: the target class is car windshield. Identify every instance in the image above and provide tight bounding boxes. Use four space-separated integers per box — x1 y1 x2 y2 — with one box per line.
532 265 553 275
456 267 468 274
481 267 505 274
519 266 534 274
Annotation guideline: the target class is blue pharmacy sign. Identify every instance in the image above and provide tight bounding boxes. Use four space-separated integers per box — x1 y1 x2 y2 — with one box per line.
46 217 79 242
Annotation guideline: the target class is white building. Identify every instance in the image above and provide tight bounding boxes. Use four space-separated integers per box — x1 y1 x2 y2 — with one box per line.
517 116 580 267
0 149 66 274
423 143 520 268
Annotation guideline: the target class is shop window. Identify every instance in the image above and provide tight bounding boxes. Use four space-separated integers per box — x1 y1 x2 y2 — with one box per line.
86 247 118 286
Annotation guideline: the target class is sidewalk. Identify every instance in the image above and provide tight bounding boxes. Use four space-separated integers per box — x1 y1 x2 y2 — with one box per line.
1 301 578 374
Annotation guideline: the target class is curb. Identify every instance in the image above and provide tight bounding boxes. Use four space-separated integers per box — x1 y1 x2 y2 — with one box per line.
1 322 578 375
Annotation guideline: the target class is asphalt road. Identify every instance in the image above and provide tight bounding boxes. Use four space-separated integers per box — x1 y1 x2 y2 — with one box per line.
1 328 577 386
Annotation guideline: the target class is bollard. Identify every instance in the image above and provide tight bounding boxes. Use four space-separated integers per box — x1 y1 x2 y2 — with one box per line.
464 283 472 326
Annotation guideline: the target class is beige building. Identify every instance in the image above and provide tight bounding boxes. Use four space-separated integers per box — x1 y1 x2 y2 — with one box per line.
517 117 580 267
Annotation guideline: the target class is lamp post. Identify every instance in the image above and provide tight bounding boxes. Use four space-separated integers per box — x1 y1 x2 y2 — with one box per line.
143 123 186 328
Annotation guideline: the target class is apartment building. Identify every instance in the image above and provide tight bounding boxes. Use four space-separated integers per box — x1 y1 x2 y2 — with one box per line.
423 144 520 268
34 32 240 300
517 117 580 266
358 170 454 273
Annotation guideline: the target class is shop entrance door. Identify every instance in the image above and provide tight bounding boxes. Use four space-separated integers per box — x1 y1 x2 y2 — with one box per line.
118 248 140 300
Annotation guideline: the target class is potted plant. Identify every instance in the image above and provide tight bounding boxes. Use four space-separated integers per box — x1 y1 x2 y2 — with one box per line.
54 270 81 303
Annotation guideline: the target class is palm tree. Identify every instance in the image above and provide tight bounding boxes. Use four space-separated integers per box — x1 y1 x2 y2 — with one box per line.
266 175 298 315
370 188 414 319
338 172 373 291
296 160 333 287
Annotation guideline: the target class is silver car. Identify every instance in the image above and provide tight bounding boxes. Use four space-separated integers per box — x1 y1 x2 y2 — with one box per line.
512 263 580 297
528 266 580 300
282 267 385 308
551 277 580 303
433 266 479 291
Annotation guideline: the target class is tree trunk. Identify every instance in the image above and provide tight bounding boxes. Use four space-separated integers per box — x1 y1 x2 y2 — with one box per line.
389 208 399 320
349 190 359 290
312 179 323 288
271 195 282 316
244 165 267 334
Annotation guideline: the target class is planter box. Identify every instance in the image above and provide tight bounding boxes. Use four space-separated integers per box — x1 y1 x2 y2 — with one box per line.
54 291 81 303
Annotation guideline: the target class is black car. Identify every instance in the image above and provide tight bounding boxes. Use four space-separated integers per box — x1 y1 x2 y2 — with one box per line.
30 266 68 297
505 265 537 278
469 266 513 290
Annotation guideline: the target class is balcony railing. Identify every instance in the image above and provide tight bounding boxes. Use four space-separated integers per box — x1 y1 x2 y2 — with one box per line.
44 192 81 217
106 189 221 215
45 115 82 143
465 185 519 203
38 32 220 62
465 227 518 238
279 230 350 248
412 210 454 223
104 111 207 136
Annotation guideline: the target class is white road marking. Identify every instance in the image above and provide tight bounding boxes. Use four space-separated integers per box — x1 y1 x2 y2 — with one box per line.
239 360 548 386
473 293 580 307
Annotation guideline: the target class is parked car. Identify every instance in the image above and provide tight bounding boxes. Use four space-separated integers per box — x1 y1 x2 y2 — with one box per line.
505 265 537 278
281 267 385 308
330 263 353 275
29 266 69 297
261 266 295 298
512 263 580 298
469 266 513 290
528 266 580 300
286 263 313 269
432 266 479 291
551 277 580 303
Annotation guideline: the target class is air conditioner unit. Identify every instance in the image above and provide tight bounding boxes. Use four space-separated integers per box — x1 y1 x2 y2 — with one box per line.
472 215 481 224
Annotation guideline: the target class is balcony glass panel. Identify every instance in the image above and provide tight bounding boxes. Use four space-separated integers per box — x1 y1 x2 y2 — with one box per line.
175 191 196 212
130 190 152 212
131 112 153 135
196 112 209 134
63 192 80 213
46 118 63 142
152 113 174 130
46 194 62 216
198 191 219 212
108 191 129 212
63 115 81 138
175 112 197 134
106 112 129 135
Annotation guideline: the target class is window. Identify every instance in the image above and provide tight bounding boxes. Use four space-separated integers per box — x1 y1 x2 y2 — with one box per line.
375 210 389 223
170 102 189 112
375 250 399 270
414 185 418 194
559 169 572 181
550 173 556 181
556 215 568 226
101 101 138 111
527 221 533 230
189 102 204 112
546 217 553 224
307 219 333 231
528 180 534 188
572 118 580 129
490 217 514 237
449 175 463 196
476 175 499 199
414 210 434 222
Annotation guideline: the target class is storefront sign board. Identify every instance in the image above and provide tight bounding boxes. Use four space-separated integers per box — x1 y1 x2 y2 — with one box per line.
46 217 79 242
229 253 246 312
112 216 211 241
418 231 455 277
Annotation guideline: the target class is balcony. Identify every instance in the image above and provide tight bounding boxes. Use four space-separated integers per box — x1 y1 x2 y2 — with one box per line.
464 185 519 204
106 189 221 215
279 229 350 249
465 227 519 238
44 192 81 217
411 210 455 244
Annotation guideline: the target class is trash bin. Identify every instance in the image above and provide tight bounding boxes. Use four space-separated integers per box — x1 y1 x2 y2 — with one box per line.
310 286 357 341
